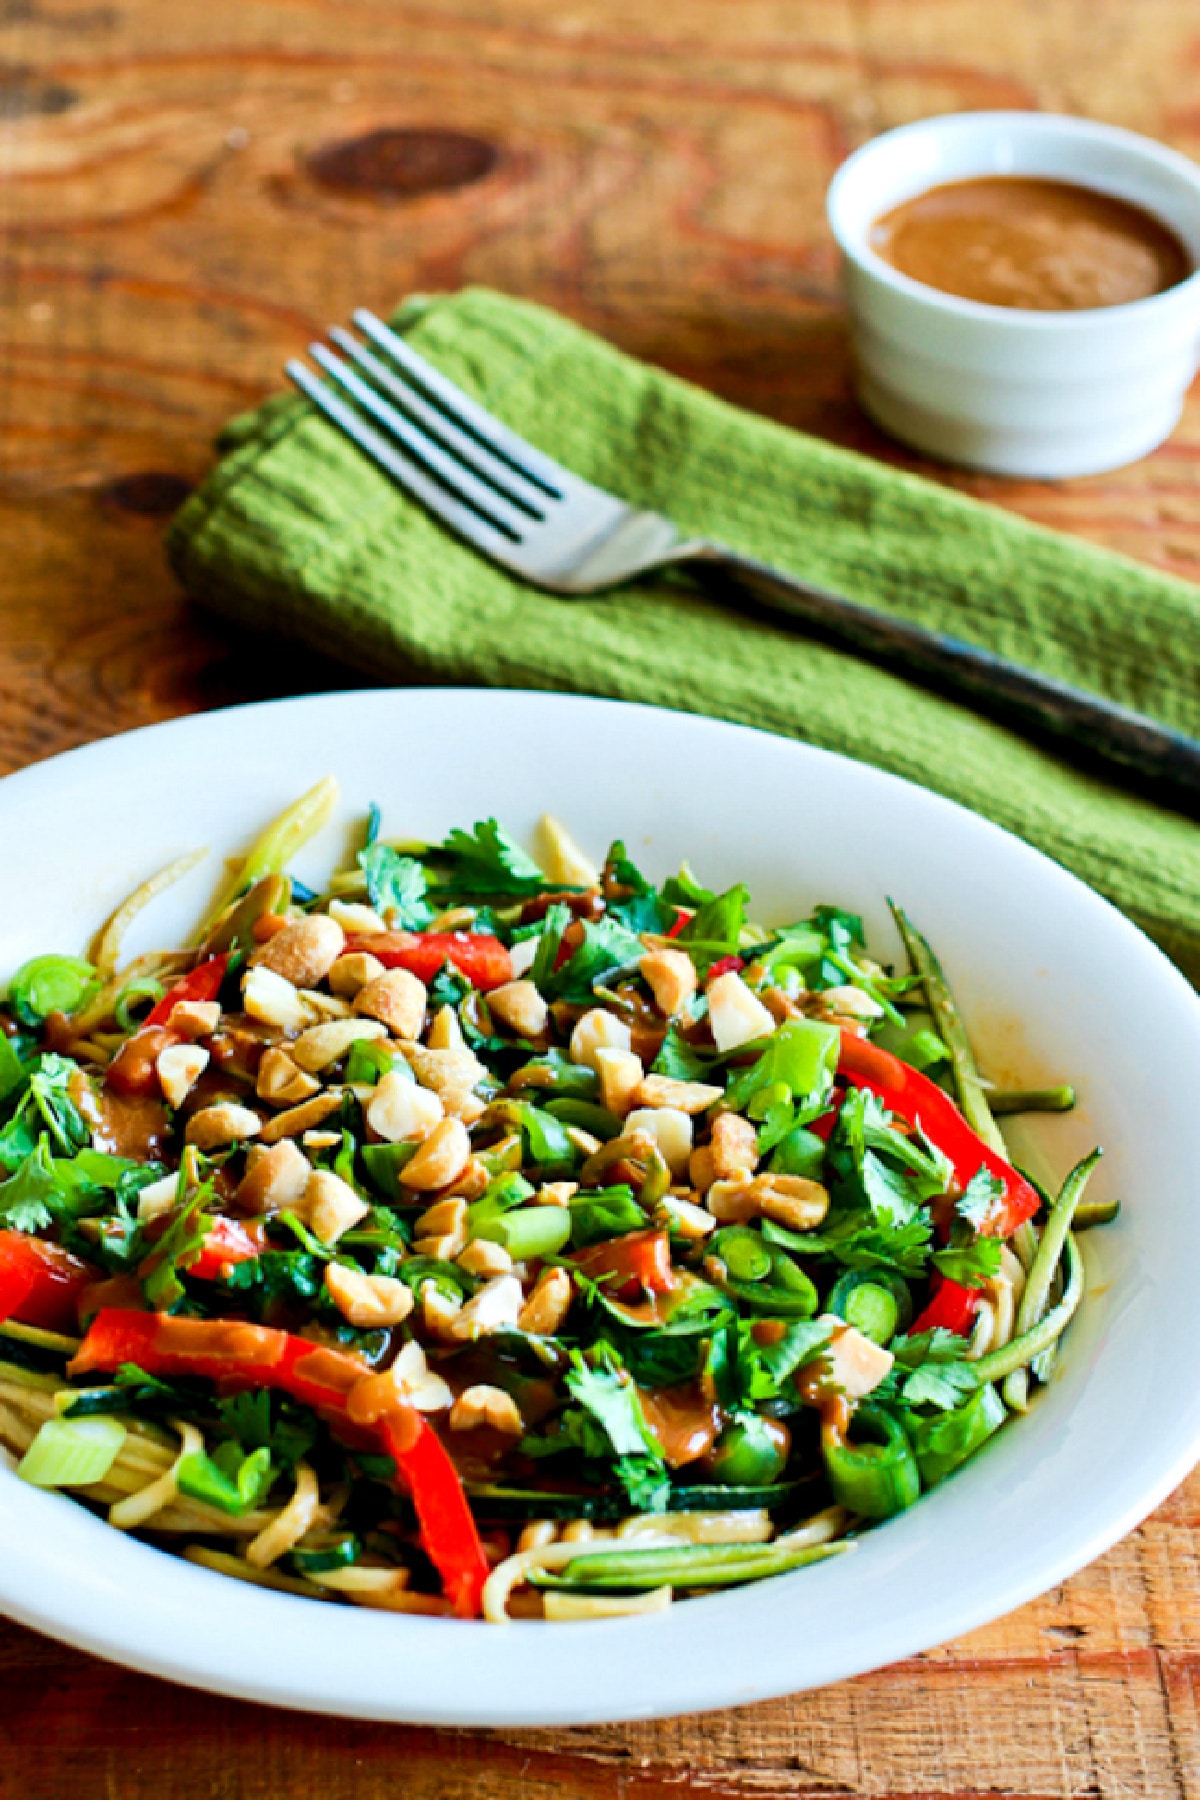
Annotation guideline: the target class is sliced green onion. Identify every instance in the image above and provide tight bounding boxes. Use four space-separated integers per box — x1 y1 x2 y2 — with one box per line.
18 1415 126 1488
822 1406 920 1519
290 1533 361 1575
114 978 165 1034
7 955 98 1027
475 1205 572 1261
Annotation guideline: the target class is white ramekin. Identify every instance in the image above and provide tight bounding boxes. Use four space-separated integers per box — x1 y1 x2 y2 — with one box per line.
826 112 1200 478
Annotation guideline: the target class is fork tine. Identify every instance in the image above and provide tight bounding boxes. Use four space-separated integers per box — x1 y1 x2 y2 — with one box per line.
328 327 549 519
285 360 521 550
353 310 568 498
308 345 533 539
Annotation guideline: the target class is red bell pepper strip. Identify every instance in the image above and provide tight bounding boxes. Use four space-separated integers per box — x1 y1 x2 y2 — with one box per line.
0 1231 97 1335
665 910 691 940
836 1030 1039 1239
378 1411 490 1618
68 1309 490 1616
344 931 512 992
908 1274 979 1338
571 1228 676 1302
705 955 744 983
145 955 229 1028
186 1217 266 1282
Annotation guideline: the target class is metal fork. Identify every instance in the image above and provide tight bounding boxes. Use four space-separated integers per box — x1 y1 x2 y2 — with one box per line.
287 310 1200 814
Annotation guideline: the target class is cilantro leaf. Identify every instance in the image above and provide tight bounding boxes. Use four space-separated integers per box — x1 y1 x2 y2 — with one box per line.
888 1327 979 1411
439 820 547 896
547 917 643 1004
0 1138 60 1233
651 1026 714 1084
564 1346 669 1513
932 1238 1003 1289
761 1212 933 1277
357 845 432 928
956 1167 1004 1231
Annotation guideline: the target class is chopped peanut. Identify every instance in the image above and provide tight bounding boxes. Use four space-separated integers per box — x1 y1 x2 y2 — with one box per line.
517 1267 573 1335
327 952 386 998
487 980 549 1039
400 1118 472 1192
389 1341 453 1412
449 1384 524 1436
706 1172 830 1232
292 1018 387 1073
625 1106 693 1176
325 1262 414 1327
403 1045 488 1120
242 966 309 1036
688 1145 717 1193
636 1074 723 1115
534 1181 578 1208
656 1195 717 1240
365 1071 443 1144
303 1169 370 1245
420 1281 463 1339
169 1000 221 1039
354 968 427 1040
569 1008 632 1072
458 1238 514 1279
185 1102 262 1151
817 984 886 1021
328 899 388 935
156 1043 208 1111
450 1274 524 1340
707 970 777 1053
595 1046 644 1114
710 1110 760 1180
427 1005 467 1052
258 1091 343 1143
236 1139 311 1215
256 1046 320 1108
639 948 697 1018
413 1196 469 1260
251 914 345 989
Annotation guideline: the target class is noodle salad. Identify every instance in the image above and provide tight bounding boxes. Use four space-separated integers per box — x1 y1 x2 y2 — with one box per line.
0 781 1110 1622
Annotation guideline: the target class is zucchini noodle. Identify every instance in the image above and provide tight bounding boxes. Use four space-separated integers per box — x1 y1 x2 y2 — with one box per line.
91 851 210 978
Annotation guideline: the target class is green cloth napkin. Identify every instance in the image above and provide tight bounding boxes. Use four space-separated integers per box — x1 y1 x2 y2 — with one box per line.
167 287 1200 982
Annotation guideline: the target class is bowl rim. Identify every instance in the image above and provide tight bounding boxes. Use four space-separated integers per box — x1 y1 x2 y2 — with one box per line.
826 108 1200 329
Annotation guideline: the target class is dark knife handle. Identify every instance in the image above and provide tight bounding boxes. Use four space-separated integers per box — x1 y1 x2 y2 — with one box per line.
687 542 1200 817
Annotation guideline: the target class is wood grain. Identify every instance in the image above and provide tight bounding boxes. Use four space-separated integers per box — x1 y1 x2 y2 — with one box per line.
2 1 1199 1793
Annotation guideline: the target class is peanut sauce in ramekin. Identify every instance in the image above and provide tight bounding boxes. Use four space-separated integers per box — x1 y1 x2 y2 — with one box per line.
870 175 1191 311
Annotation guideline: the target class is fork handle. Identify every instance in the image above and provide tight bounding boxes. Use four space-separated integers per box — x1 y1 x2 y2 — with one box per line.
687 542 1200 816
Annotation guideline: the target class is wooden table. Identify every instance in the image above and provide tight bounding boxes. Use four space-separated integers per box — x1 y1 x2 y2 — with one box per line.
2 2 1199 1793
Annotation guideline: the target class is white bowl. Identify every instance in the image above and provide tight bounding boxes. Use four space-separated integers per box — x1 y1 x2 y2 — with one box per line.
827 111 1200 477
1 688 1200 1724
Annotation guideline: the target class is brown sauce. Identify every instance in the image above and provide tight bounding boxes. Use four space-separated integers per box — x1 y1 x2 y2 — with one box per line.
73 1071 169 1163
638 1383 722 1468
870 176 1191 311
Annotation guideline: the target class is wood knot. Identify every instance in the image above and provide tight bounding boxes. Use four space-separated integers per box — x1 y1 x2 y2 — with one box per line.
0 61 78 118
99 472 193 517
305 128 498 199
